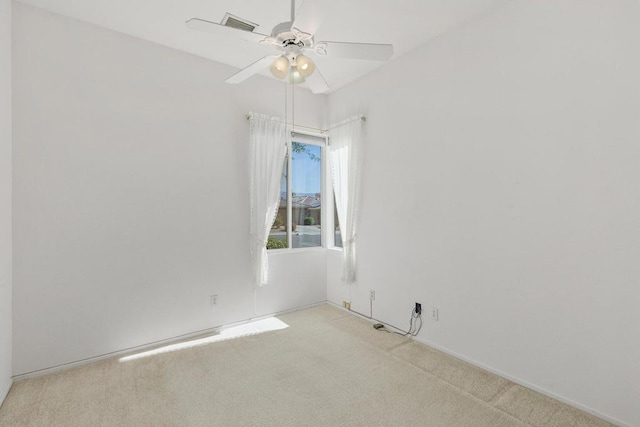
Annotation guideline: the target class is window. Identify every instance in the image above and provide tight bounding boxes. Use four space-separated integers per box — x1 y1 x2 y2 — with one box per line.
268 134 325 249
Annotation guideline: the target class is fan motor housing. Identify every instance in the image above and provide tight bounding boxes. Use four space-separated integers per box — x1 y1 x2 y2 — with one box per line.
270 21 312 50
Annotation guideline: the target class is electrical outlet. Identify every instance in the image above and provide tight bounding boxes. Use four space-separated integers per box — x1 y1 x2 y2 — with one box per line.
342 301 351 310
415 302 422 315
431 307 439 321
370 290 375 301
210 295 218 306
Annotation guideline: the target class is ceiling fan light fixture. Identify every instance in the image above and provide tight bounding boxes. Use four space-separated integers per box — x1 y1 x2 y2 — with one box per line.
188 0 393 93
270 55 289 79
295 54 315 77
289 66 306 84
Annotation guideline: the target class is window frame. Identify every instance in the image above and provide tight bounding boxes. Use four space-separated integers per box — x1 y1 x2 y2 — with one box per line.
268 130 336 251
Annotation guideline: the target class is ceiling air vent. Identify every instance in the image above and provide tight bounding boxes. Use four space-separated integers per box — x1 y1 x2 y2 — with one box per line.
221 13 258 32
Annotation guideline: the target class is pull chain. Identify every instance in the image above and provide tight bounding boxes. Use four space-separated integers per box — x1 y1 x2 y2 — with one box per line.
292 71 295 134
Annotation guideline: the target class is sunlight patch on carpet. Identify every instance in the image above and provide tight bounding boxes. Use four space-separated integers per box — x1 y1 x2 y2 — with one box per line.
119 317 289 362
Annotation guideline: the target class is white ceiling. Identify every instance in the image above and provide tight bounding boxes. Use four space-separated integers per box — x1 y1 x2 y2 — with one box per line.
16 0 511 93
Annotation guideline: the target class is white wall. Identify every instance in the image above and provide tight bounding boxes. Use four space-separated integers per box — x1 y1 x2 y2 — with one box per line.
12 3 326 376
0 0 12 406
327 1 640 425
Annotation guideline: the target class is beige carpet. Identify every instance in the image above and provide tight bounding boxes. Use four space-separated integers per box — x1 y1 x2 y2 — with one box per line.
0 304 612 426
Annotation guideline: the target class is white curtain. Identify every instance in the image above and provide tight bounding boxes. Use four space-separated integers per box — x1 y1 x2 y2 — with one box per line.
249 113 288 287
329 116 363 283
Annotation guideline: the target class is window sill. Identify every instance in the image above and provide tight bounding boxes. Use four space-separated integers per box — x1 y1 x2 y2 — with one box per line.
267 246 328 255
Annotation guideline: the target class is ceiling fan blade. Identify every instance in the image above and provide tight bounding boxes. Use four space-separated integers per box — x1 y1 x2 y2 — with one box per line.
307 68 330 94
316 41 394 61
225 55 280 84
291 0 338 36
186 18 268 43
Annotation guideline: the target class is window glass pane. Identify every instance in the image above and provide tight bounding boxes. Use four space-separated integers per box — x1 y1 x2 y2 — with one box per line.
291 142 322 248
334 193 342 248
267 162 288 250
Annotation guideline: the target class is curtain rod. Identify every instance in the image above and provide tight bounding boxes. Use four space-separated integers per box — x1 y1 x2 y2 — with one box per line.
245 114 323 133
327 114 366 132
245 113 366 134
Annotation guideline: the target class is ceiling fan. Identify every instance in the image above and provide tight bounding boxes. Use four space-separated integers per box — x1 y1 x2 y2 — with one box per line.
186 0 394 94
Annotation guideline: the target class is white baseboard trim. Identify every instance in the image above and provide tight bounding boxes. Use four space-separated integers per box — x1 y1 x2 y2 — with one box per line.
326 302 628 427
11 301 629 426
0 378 13 409
13 301 327 382
412 336 629 427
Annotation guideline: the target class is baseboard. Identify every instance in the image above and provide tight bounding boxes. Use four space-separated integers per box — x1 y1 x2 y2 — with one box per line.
326 302 628 427
12 302 627 426
412 336 629 427
13 300 327 381
0 378 13 409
